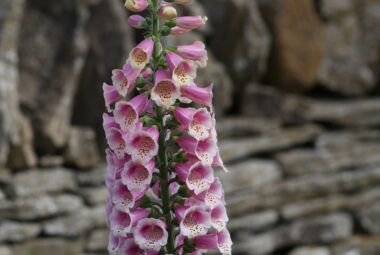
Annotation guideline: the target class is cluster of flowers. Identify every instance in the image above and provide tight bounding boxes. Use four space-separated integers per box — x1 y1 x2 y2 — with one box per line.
102 0 232 254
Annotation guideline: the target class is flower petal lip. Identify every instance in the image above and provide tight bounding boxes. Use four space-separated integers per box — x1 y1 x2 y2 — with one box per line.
186 161 215 195
114 94 148 132
103 83 123 112
179 205 211 238
129 38 154 70
134 218 168 251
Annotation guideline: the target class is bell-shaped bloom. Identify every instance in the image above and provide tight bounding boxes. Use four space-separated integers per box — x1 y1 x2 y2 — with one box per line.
106 128 127 160
211 205 228 231
110 207 149 237
177 136 217 166
103 114 120 135
170 26 191 35
129 38 154 70
121 160 155 192
160 5 177 20
126 127 159 164
103 83 123 112
125 0 148 12
114 94 148 132
179 205 211 238
151 68 180 108
112 64 140 97
176 161 214 195
108 232 121 254
111 180 144 212
181 84 213 108
166 52 196 87
176 16 207 30
217 229 233 255
193 233 218 250
176 41 208 67
128 15 145 29
174 107 212 141
120 238 159 255
201 178 225 209
134 218 168 251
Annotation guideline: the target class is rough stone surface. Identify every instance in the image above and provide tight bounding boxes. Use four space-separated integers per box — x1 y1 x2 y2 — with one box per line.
0 246 12 255
0 221 41 242
12 238 82 255
199 0 271 90
220 124 321 163
0 194 83 220
64 127 100 169
18 0 90 153
219 160 281 194
77 165 106 187
228 210 279 233
332 236 380 255
12 168 76 197
81 187 107 206
235 213 352 254
0 0 24 167
357 203 380 235
290 247 331 255
318 0 380 96
258 0 325 91
86 229 108 252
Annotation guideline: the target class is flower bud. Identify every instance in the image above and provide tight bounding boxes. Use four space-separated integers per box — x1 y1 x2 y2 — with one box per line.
160 6 177 20
128 15 146 29
125 0 148 12
176 16 207 30
175 0 192 4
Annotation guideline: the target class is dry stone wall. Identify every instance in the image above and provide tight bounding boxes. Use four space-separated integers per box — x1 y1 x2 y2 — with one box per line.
1 0 380 254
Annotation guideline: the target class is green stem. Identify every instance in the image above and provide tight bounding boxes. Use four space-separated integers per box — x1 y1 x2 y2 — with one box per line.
150 0 175 253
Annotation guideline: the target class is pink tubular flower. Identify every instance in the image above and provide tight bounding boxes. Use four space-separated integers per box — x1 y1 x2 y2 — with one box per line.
181 84 213 108
176 161 214 195
112 63 140 97
174 107 212 141
125 0 149 12
134 218 168 251
151 68 180 108
129 38 154 70
170 26 192 35
217 229 233 255
108 232 121 254
121 160 155 192
211 205 229 231
176 41 208 68
110 207 149 237
114 94 148 132
177 136 217 165
103 83 123 112
120 238 159 255
128 15 145 29
126 127 159 164
176 16 208 30
111 180 145 212
179 205 211 238
166 52 196 87
106 128 127 160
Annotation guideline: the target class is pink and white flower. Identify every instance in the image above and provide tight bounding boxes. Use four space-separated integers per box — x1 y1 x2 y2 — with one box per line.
166 52 196 87
174 107 212 141
114 94 148 132
134 218 168 251
151 68 180 108
211 205 228 231
170 26 192 35
128 15 145 29
129 38 154 70
176 41 208 68
110 207 149 237
125 0 149 12
108 232 121 254
201 178 225 209
121 160 155 192
179 205 211 238
126 127 159 164
217 229 233 255
106 128 127 160
111 180 144 212
181 84 213 108
112 63 140 97
176 16 208 30
103 83 123 112
120 238 159 255
177 136 217 165
176 161 214 195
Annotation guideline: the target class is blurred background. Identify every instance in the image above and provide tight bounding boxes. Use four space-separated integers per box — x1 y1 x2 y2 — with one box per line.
1 0 380 254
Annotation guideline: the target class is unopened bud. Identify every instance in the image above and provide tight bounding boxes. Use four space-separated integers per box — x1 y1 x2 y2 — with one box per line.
160 6 177 20
124 0 148 12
